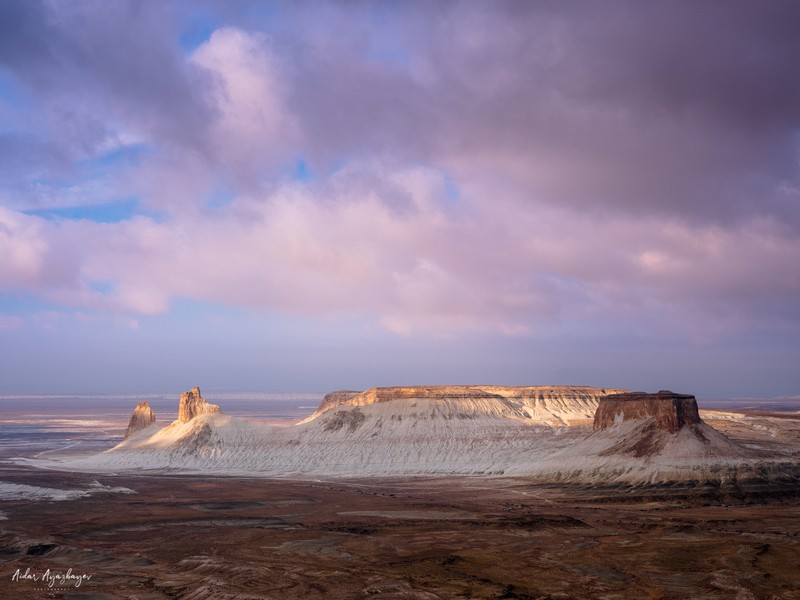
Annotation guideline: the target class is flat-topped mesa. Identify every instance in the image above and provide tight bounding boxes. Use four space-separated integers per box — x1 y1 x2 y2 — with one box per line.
312 386 506 415
478 386 628 411
593 390 702 434
177 387 221 423
354 386 505 404
124 401 156 439
308 385 627 420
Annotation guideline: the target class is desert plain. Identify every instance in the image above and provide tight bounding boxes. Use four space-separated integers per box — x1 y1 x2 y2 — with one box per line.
2 387 800 600
2 461 800 600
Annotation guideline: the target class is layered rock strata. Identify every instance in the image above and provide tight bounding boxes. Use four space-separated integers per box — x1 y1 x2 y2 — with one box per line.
177 387 221 423
594 390 702 433
314 390 363 414
124 401 156 439
522 389 771 482
56 385 800 485
309 385 627 420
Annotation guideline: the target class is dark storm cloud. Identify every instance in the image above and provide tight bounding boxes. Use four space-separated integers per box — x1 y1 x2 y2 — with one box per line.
0 0 217 168
4 0 798 222
567 2 800 133
1 0 799 342
249 1 800 224
537 1 800 220
0 0 799 395
0 0 51 68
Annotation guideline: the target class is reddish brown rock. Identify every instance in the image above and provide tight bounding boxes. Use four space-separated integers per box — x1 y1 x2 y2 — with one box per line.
124 401 156 439
593 390 702 433
315 386 624 411
177 387 221 423
315 390 364 414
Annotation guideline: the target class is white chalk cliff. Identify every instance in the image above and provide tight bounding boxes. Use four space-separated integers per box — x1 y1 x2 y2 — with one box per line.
65 385 620 476
530 391 774 483
49 386 800 484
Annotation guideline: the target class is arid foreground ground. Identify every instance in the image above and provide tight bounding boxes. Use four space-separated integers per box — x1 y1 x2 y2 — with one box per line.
1 465 799 600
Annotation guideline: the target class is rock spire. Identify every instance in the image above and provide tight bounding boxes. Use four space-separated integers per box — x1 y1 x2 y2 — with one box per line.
124 401 156 439
178 387 221 423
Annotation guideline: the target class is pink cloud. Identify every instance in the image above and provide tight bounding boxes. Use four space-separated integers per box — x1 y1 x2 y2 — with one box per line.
1 13 798 346
0 314 23 331
3 161 798 341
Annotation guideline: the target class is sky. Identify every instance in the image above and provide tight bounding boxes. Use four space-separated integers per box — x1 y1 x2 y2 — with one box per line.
0 1 799 397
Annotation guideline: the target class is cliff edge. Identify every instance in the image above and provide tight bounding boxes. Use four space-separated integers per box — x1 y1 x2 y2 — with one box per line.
304 385 627 426
594 390 702 433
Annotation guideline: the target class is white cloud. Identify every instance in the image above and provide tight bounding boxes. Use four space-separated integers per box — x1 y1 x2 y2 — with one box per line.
0 207 51 286
191 27 299 186
1 13 799 344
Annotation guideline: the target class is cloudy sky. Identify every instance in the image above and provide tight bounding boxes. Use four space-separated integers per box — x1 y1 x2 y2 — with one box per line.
1 1 798 397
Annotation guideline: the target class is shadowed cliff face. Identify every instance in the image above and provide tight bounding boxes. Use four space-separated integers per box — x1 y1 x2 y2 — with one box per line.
593 391 702 433
177 387 221 424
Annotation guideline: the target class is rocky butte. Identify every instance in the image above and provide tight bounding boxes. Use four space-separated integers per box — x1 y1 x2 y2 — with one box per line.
124 401 156 439
593 390 702 434
177 387 221 423
532 389 758 480
47 385 799 486
302 385 627 425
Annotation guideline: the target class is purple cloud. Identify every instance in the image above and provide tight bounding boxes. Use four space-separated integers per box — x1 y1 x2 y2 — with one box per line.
0 1 799 394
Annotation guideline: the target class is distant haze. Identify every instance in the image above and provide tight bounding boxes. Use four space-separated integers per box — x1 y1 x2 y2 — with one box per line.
0 1 799 397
